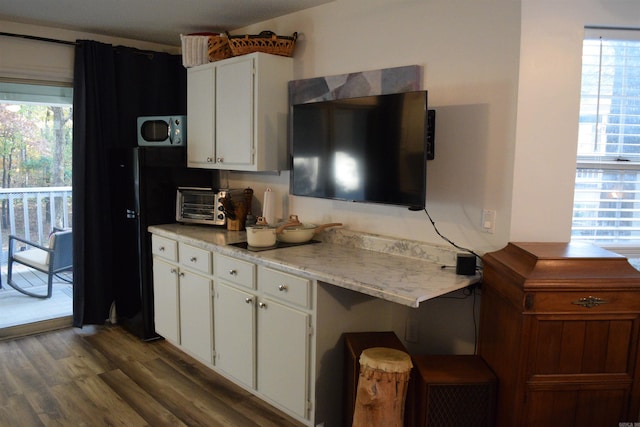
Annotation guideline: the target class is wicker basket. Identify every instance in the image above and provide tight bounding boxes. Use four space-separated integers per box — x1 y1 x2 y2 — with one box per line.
226 31 297 57
208 35 233 62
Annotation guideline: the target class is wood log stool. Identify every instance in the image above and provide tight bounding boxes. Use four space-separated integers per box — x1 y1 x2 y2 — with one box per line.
352 347 413 427
343 331 408 427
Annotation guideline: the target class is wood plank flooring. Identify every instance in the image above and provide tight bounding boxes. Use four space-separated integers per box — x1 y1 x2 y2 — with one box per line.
0 325 305 427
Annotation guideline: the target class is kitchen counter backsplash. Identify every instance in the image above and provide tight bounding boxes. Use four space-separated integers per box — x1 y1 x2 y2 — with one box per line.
320 228 462 266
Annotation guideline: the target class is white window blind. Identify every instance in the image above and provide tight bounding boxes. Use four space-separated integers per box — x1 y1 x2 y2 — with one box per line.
572 27 640 248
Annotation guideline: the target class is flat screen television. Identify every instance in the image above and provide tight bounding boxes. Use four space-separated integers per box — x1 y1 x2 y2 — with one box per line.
291 90 430 209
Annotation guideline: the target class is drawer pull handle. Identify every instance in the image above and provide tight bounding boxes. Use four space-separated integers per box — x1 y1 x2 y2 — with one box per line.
170 268 177 274
278 284 288 292
229 269 237 275
190 256 197 262
159 246 165 251
245 297 253 304
571 296 609 308
259 302 267 309
179 272 185 278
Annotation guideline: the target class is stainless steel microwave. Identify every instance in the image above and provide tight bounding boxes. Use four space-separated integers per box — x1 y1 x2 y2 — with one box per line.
137 115 186 147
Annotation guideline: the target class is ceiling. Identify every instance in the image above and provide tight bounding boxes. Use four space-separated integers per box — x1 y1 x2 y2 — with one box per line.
0 0 332 46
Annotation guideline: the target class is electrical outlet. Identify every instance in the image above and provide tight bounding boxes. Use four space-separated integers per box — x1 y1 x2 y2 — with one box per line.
482 209 496 233
405 318 419 343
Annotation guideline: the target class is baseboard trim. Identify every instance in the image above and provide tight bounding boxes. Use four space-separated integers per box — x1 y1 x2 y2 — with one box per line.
0 315 73 341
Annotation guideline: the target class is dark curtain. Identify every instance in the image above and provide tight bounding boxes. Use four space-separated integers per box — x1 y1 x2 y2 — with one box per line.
72 40 186 326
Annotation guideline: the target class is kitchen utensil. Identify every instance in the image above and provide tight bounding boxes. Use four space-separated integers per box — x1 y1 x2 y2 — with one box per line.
277 215 342 243
244 187 256 227
221 196 235 220
245 217 296 247
262 188 276 225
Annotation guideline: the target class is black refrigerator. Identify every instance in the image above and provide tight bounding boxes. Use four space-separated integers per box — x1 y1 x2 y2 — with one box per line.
109 146 217 340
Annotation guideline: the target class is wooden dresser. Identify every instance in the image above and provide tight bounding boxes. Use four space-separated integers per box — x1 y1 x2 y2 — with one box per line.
478 242 640 426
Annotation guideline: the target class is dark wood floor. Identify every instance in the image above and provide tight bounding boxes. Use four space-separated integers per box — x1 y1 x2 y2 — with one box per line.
0 325 305 427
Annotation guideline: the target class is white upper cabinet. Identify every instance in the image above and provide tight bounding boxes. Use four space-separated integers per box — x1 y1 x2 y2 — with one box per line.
187 53 293 171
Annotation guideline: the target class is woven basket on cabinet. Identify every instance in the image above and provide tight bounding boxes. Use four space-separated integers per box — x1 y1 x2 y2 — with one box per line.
207 35 233 62
226 31 297 57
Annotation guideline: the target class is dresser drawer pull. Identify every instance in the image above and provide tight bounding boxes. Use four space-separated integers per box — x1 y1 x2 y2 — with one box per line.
159 246 165 251
278 284 288 292
245 297 253 304
571 296 609 308
190 256 197 262
229 269 237 276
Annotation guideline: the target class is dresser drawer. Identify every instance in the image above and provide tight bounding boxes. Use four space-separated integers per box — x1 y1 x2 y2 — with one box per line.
258 266 310 309
152 235 177 262
215 253 256 289
525 290 640 313
179 242 212 275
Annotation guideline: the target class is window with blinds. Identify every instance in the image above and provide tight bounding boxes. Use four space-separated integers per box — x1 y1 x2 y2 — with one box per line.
572 27 640 250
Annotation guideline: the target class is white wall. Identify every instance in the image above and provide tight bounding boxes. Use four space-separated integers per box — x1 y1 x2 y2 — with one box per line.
511 0 640 241
230 0 521 255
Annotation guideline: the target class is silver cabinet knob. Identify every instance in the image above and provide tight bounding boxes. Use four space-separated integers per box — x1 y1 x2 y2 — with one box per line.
229 269 237 276
278 284 288 292
178 272 185 277
159 246 165 251
206 157 213 162
170 268 177 274
258 302 267 309
190 256 197 262
245 297 253 304
216 157 224 163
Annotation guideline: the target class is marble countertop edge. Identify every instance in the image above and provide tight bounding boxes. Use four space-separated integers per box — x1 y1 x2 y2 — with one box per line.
148 224 481 308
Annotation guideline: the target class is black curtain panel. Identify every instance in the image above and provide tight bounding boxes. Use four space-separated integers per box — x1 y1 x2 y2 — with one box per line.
72 40 185 327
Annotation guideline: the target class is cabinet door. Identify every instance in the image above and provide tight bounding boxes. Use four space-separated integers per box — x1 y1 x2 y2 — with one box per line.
152 257 179 343
215 57 254 168
257 298 310 418
214 282 256 388
179 270 213 364
187 64 216 167
523 315 638 425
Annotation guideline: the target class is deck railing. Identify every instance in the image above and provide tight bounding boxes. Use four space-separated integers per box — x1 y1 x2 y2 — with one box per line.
0 187 72 263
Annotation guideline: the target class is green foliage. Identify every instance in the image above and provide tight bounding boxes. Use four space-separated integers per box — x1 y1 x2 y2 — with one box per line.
0 103 72 188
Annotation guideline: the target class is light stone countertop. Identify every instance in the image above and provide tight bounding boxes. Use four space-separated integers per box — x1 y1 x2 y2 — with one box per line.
149 223 482 308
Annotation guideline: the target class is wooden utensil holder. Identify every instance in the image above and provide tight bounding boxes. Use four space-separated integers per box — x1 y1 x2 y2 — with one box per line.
227 202 246 231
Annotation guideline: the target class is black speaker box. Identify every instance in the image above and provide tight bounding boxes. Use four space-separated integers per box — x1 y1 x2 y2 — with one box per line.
411 355 496 427
456 253 476 275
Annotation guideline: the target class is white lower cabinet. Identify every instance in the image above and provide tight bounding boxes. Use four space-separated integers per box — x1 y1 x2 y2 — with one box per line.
179 270 213 364
151 232 400 427
213 255 313 421
152 257 180 343
151 235 214 365
257 297 310 418
213 282 256 387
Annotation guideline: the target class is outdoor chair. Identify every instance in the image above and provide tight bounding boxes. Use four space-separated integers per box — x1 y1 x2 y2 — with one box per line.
4 228 73 298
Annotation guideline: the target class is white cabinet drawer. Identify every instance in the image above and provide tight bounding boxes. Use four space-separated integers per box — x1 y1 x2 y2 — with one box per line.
152 235 177 262
179 242 212 275
258 266 310 309
215 253 256 289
